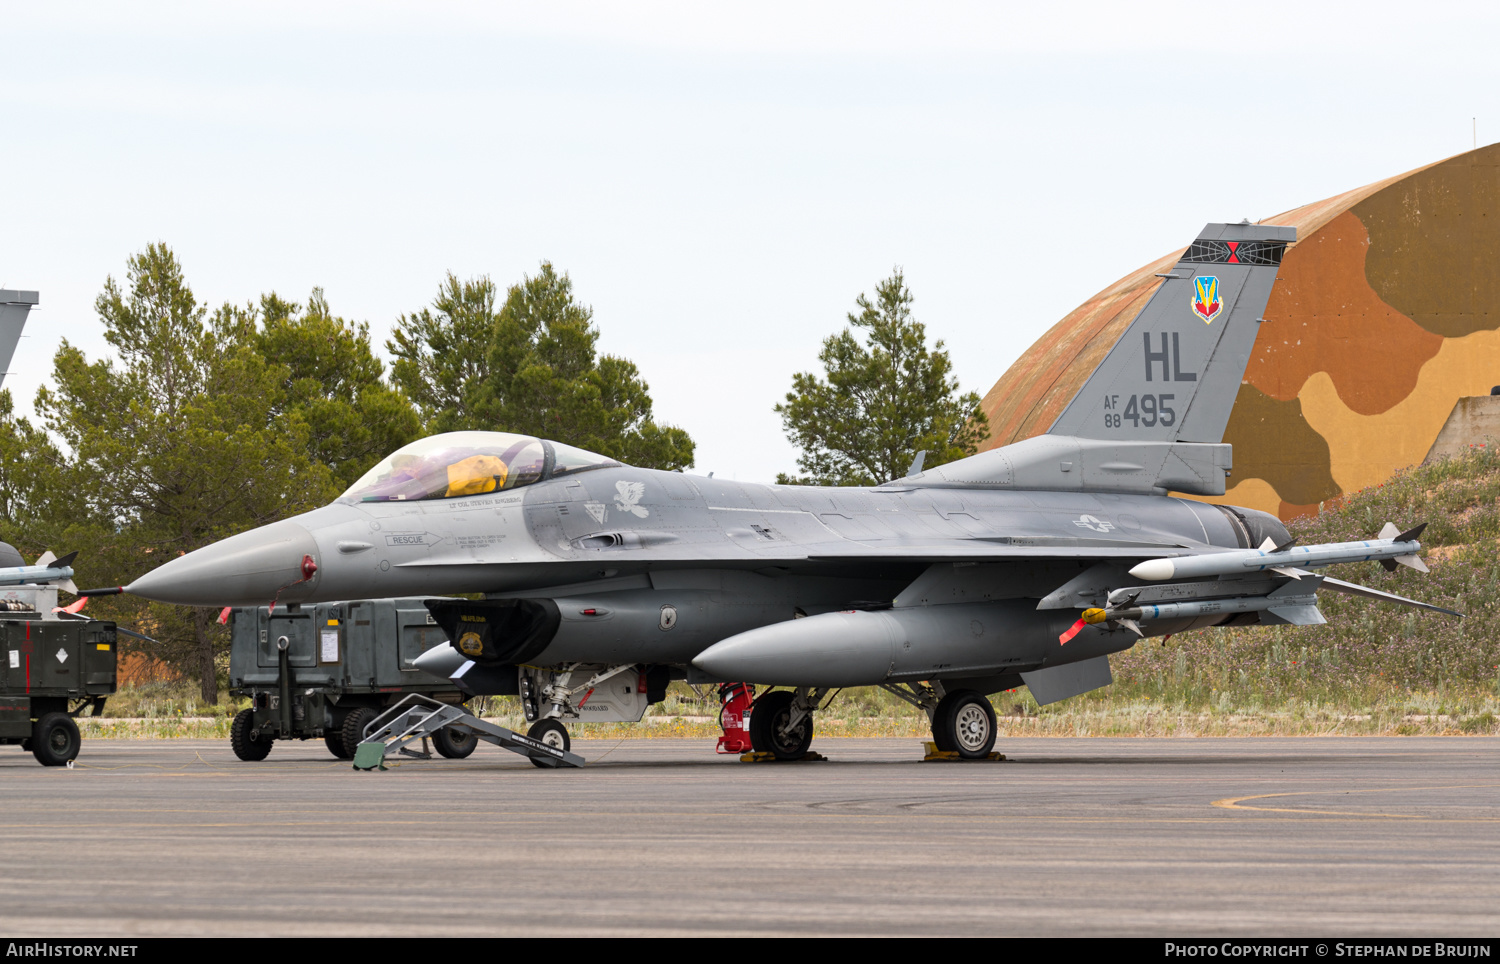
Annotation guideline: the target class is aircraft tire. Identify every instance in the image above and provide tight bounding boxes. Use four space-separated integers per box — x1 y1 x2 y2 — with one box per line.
527 719 569 768
433 725 478 759
750 690 812 761
31 712 80 767
930 692 960 752
341 707 379 757
230 708 272 762
936 690 996 759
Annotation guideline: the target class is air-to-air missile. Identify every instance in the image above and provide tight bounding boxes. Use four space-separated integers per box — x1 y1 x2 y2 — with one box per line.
1127 523 1429 582
107 221 1463 762
0 550 80 594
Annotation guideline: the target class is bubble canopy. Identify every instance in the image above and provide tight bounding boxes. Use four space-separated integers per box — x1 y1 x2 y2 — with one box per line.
341 432 622 503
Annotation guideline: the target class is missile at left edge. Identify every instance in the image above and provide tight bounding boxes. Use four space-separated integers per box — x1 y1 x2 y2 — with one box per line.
0 550 80 594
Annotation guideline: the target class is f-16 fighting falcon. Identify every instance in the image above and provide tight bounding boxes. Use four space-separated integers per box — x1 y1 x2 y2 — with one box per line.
111 222 1459 761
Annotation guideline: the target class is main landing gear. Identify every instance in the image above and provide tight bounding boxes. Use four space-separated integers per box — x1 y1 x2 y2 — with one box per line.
878 682 998 760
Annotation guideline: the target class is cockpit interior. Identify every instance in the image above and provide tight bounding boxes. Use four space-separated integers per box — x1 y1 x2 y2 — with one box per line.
341 432 622 502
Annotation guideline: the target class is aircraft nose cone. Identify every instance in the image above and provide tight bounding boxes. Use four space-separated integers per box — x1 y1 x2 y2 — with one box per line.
126 519 319 606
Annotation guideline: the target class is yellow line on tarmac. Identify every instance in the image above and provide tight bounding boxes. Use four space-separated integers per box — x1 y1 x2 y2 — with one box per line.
1213 783 1500 817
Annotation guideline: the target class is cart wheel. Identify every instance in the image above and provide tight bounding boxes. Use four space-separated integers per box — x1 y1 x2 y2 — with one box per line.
230 708 272 762
341 707 378 757
324 726 351 760
433 725 478 759
526 719 569 768
31 712 80 767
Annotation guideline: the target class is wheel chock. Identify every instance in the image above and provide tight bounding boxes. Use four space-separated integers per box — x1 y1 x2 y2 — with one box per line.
352 741 388 771
738 750 828 763
921 741 1005 762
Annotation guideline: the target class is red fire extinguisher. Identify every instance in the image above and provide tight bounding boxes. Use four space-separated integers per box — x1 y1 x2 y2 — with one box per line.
716 682 755 754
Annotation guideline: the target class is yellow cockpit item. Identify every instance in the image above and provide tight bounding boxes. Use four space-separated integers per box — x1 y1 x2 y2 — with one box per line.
445 455 509 497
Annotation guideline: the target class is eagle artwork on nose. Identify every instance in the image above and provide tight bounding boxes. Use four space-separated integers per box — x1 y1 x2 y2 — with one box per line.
614 481 649 518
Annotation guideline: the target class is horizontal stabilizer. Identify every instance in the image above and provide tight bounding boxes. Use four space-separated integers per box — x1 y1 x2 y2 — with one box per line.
1320 576 1463 617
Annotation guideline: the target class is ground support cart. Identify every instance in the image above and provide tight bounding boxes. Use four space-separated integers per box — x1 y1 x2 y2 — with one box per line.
227 596 477 761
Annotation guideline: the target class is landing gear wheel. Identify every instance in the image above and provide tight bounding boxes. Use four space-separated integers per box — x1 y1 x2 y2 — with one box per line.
930 691 960 752
934 690 996 759
31 712 80 767
433 725 478 759
749 690 813 761
341 707 379 757
230 708 272 762
323 718 351 760
526 719 570 768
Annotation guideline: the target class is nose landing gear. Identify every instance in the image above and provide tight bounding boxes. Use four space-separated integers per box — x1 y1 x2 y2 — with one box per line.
746 687 827 761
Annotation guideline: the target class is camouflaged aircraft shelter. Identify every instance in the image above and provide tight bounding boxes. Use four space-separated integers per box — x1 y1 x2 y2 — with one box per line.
981 144 1500 521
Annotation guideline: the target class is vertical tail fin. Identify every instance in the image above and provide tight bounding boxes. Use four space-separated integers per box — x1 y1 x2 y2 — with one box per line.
0 291 38 393
1047 224 1293 444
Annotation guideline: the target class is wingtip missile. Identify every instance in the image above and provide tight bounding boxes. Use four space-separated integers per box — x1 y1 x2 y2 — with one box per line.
1130 524 1429 582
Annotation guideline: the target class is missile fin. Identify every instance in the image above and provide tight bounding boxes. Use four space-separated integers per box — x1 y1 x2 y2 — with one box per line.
1394 522 1427 543
1394 553 1429 573
1262 605 1326 626
1270 574 1324 597
1380 558 1398 572
1378 522 1400 540
1271 566 1301 579
1114 618 1144 637
54 550 79 569
1319 576 1462 617
35 550 55 568
57 579 78 595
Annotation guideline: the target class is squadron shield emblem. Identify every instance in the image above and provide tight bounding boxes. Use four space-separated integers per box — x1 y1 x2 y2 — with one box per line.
1191 275 1222 323
457 631 484 657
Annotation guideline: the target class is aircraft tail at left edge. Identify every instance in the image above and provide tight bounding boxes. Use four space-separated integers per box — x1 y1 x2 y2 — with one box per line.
0 290 38 392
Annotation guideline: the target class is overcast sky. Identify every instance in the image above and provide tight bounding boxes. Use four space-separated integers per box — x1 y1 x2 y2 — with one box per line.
2 2 1496 483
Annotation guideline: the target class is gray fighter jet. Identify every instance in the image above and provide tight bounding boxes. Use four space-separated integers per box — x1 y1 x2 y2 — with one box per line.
113 224 1458 760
